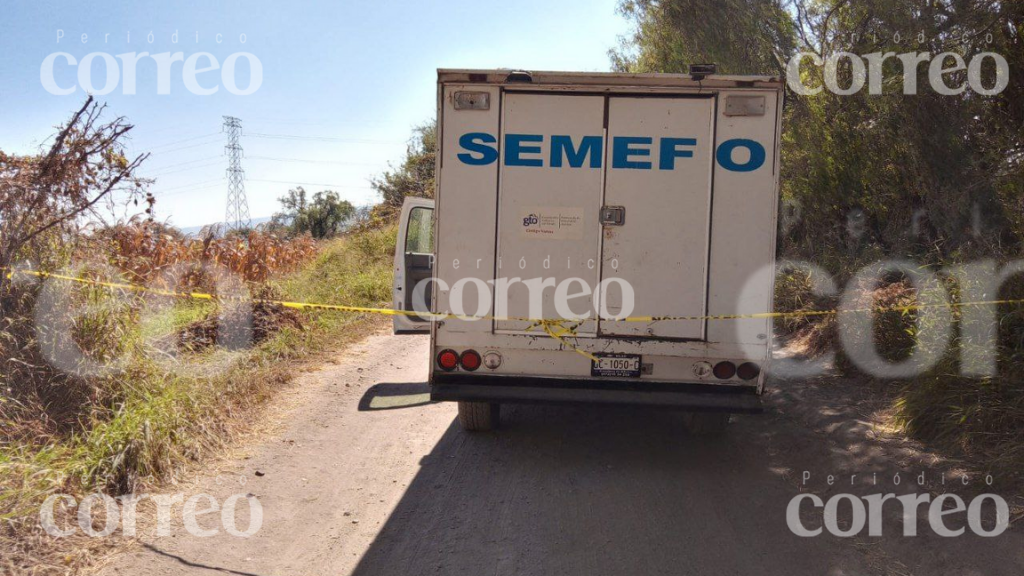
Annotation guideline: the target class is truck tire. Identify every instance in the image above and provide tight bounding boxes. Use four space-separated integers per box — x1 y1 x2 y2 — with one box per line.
457 401 499 431
683 412 730 436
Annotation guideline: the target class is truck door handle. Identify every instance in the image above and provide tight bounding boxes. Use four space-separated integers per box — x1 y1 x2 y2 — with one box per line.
600 206 625 226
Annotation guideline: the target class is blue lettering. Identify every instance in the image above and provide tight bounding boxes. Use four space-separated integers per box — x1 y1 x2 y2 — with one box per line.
457 132 498 165
505 134 544 167
456 133 765 172
659 138 696 170
612 136 652 169
716 139 766 172
550 135 602 168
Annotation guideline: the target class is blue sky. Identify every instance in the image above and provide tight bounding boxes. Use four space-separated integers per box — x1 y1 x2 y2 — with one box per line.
1 0 630 228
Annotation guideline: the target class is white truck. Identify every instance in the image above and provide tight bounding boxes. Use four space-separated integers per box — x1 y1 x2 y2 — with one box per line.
393 69 784 434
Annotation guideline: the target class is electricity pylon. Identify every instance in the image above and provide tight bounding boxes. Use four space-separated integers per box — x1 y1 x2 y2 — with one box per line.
223 116 251 231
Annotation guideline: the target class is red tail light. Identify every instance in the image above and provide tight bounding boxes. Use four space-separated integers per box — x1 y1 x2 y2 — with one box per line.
737 362 761 381
713 361 736 379
437 349 459 371
459 350 482 371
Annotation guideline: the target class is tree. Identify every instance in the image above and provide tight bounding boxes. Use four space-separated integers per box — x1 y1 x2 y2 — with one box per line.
273 187 355 239
611 0 795 75
371 121 436 210
614 0 1023 268
0 97 150 301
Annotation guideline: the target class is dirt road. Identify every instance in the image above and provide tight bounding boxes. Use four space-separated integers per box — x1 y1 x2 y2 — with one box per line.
100 333 1023 576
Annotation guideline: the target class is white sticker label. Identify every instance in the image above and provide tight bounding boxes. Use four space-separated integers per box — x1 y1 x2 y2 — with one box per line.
520 207 584 240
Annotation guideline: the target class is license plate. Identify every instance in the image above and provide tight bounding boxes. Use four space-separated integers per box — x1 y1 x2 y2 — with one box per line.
591 354 642 377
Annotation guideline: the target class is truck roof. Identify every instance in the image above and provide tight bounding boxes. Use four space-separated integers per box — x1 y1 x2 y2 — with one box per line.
437 69 784 91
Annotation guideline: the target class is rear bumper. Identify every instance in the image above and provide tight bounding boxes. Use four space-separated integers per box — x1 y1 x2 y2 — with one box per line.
431 373 763 413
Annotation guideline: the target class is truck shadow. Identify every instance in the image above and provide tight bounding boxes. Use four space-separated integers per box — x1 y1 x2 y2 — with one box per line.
357 382 435 411
349 403 862 576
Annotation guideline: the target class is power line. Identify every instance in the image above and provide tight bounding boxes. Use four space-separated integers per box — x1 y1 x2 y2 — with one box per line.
145 157 223 173
246 155 384 167
246 118 339 126
147 132 222 150
153 178 225 193
148 160 224 177
159 181 227 198
147 138 222 155
146 156 382 177
147 157 220 171
248 178 375 190
247 132 403 144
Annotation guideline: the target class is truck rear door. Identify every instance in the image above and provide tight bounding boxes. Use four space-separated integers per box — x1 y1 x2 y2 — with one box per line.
494 93 605 334
599 97 715 340
493 93 716 339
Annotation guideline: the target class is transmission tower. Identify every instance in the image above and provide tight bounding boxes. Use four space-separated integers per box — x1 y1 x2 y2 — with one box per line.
223 116 251 230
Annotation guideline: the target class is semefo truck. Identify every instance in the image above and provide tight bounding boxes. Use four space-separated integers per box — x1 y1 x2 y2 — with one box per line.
392 69 784 434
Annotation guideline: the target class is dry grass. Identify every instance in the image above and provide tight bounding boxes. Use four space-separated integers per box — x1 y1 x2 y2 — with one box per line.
0 225 396 575
779 270 1024 476
99 219 317 286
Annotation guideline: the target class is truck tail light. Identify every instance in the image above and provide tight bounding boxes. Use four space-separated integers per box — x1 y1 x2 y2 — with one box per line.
737 362 761 381
459 350 482 372
713 361 736 380
437 349 459 371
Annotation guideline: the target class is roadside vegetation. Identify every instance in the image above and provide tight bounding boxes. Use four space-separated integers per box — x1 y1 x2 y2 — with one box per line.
0 99 411 574
370 121 436 217
617 0 1024 470
270 186 356 239
3 2 1020 572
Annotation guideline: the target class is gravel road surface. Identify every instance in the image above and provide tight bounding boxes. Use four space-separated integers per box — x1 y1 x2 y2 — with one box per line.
100 333 1023 576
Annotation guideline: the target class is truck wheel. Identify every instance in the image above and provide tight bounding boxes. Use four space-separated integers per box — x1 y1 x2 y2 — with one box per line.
683 412 730 436
457 401 499 431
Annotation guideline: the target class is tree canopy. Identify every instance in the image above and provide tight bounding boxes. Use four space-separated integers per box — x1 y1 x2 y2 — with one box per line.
273 187 355 239
371 121 436 211
614 0 1023 270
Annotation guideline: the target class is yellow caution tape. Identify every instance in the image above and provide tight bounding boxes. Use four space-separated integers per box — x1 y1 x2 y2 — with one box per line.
5 266 1024 362
6 266 1024 322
